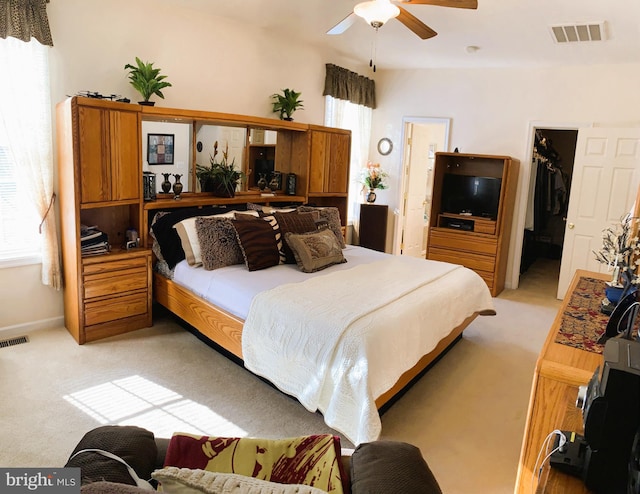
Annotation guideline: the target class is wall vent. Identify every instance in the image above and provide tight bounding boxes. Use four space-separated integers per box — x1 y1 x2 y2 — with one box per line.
0 335 29 349
550 22 606 43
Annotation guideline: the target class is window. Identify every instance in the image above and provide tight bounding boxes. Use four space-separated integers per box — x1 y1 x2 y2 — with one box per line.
324 95 372 225
0 37 49 266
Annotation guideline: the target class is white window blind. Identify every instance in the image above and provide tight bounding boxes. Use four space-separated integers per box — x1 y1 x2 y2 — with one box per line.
0 48 42 265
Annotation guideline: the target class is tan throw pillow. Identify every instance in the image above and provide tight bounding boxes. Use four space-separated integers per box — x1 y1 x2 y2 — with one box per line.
296 206 345 248
273 212 318 264
285 229 347 273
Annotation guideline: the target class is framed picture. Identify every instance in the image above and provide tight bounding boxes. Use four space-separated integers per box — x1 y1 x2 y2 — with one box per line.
147 133 174 165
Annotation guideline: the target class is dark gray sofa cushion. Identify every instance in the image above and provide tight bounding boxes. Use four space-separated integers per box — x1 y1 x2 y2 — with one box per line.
350 440 442 494
65 426 157 486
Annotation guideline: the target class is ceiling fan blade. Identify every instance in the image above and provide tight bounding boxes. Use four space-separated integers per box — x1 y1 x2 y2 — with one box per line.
327 12 358 35
398 0 478 9
396 6 438 39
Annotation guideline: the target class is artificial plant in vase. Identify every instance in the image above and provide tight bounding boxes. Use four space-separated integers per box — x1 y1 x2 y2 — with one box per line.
360 162 388 203
271 88 304 120
593 213 640 305
196 141 245 197
124 57 172 106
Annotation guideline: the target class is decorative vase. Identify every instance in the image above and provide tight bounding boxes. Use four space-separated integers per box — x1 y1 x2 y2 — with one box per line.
269 175 279 192
161 173 172 193
172 174 183 200
212 180 235 198
366 188 377 203
257 174 267 191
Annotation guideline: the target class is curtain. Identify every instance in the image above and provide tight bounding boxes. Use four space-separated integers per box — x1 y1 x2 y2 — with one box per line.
323 63 376 109
0 0 53 46
325 96 372 230
0 37 61 289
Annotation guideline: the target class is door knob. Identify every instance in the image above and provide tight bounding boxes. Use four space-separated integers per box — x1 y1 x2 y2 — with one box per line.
568 223 575 229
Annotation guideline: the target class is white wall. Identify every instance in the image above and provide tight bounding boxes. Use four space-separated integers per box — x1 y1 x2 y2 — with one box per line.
2 0 363 330
370 63 640 288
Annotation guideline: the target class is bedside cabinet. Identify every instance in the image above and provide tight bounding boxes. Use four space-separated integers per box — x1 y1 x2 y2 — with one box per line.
359 204 388 252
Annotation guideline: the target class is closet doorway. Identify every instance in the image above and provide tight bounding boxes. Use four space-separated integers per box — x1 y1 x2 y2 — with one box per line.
521 127 578 284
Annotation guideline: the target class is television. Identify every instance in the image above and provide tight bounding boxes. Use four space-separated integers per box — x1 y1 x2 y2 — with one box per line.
441 174 502 220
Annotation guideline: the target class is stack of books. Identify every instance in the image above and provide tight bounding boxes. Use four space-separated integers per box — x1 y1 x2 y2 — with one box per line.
81 225 110 256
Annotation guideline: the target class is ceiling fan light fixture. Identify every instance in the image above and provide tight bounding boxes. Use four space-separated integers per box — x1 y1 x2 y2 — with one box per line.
354 0 400 28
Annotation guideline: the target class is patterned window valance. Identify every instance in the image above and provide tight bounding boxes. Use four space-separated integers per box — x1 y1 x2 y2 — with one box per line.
323 63 376 109
0 0 53 46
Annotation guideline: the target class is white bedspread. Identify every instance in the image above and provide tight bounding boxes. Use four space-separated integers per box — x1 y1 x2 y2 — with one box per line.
242 255 494 445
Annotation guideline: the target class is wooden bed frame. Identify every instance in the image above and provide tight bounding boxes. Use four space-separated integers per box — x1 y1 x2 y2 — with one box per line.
154 271 487 409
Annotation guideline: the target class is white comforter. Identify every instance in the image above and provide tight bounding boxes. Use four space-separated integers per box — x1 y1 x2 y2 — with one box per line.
241 255 494 445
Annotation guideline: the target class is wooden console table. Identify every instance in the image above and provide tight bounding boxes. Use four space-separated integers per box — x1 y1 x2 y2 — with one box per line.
514 270 608 494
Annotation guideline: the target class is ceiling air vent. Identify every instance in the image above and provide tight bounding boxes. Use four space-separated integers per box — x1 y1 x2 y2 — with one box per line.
550 22 606 43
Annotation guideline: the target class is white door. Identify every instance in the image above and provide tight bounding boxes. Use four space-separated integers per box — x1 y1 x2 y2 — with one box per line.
398 118 449 257
557 127 640 299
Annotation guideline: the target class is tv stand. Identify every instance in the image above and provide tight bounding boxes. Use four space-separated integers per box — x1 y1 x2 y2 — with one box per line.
426 152 518 296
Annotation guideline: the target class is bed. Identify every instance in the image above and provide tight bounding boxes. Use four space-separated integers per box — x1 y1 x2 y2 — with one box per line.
150 205 495 444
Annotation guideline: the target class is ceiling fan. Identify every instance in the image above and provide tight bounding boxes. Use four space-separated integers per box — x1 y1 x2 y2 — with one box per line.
327 0 478 40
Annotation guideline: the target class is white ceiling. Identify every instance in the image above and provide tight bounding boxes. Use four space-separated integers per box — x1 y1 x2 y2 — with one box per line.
172 0 640 70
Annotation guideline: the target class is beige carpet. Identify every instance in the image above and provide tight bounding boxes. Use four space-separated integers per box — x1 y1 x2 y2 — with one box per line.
0 259 562 493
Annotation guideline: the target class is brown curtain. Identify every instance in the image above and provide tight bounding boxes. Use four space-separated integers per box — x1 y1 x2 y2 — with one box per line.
323 63 376 109
0 0 53 46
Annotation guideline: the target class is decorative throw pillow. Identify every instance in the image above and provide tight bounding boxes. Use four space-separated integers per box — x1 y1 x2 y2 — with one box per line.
174 212 236 267
80 481 153 494
162 434 346 494
195 217 245 271
232 216 284 271
296 206 345 248
285 229 347 273
151 207 238 268
152 468 327 494
350 441 442 494
65 426 157 487
273 212 318 264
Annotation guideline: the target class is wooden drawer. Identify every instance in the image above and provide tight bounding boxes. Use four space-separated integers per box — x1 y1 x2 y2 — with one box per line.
84 267 148 299
428 246 496 273
429 229 498 255
83 255 148 275
84 290 148 326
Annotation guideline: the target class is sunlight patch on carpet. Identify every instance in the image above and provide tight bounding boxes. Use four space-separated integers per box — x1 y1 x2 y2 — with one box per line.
63 375 247 438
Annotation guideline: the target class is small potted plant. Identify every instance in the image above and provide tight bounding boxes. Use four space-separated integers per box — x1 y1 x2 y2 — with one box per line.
196 141 245 197
124 57 172 106
271 88 304 121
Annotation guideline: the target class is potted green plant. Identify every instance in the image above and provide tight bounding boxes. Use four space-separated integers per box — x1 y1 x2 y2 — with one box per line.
271 88 304 121
124 57 172 106
196 141 245 197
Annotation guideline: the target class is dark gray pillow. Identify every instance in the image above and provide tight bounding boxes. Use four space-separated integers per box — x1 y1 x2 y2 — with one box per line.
350 441 442 494
65 426 157 487
195 217 244 270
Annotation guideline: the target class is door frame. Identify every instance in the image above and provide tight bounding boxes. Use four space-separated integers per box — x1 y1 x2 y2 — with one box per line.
393 116 451 255
509 120 592 290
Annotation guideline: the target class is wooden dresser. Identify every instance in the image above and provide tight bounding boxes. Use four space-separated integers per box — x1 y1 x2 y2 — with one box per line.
515 269 607 493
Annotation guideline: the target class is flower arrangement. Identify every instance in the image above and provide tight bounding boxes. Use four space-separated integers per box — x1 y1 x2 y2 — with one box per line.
593 214 640 287
196 141 244 197
361 162 389 191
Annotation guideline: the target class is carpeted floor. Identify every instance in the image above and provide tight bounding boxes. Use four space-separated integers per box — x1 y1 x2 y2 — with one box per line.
0 258 562 493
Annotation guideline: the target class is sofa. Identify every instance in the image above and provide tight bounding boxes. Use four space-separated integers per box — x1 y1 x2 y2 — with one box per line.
65 426 443 494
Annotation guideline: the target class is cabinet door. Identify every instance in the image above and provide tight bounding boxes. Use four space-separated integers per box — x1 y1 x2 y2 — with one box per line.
78 106 139 204
327 132 349 193
109 110 140 201
309 129 350 194
78 106 111 204
309 130 329 193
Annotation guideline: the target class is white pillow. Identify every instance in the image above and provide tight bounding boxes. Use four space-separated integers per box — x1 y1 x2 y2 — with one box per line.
173 211 236 266
152 467 326 494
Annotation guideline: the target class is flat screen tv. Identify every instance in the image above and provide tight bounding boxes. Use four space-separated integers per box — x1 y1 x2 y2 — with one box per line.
441 174 502 220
